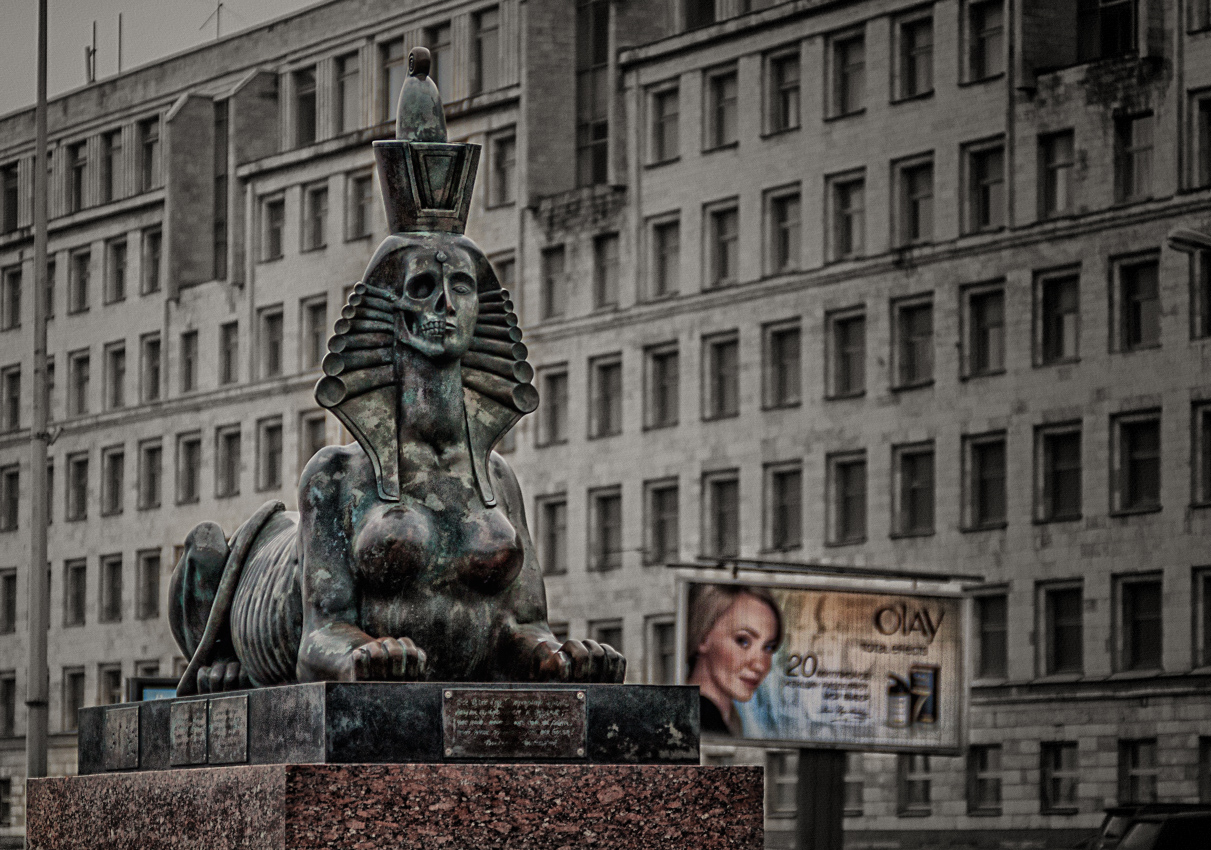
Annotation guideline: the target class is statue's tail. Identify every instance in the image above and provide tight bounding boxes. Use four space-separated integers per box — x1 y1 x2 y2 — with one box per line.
169 501 286 696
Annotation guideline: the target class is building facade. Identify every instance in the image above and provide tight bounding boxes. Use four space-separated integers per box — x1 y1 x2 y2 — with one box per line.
0 0 1209 847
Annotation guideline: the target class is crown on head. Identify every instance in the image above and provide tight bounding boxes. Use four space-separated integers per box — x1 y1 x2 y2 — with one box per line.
373 47 480 234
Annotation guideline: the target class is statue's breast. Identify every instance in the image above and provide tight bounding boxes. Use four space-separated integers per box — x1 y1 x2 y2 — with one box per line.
352 498 523 595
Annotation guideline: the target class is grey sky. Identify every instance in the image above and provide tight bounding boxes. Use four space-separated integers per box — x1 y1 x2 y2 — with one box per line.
0 0 323 117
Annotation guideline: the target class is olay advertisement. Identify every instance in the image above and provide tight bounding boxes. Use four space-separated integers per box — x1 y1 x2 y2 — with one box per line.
681 579 966 753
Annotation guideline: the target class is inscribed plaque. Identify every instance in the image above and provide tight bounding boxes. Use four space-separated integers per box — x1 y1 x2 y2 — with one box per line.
103 706 139 771
169 699 208 766
207 694 248 764
442 689 586 759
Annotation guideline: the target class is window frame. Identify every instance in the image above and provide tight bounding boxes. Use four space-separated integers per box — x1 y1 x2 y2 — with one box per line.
536 493 568 576
260 194 286 263
826 306 866 399
762 319 801 409
1114 571 1163 672
1118 738 1160 805
964 0 1006 83
702 468 741 559
0 466 17 533
647 82 681 166
827 450 867 546
826 170 866 262
703 64 740 151
215 424 242 499
962 431 1008 531
644 342 680 430
346 169 375 241
300 181 328 252
98 553 123 624
973 590 1009 679
892 440 936 538
256 416 284 492
647 214 681 300
175 431 202 505
1039 130 1076 219
1115 111 1154 204
0 265 19 331
1040 741 1080 813
893 154 935 247
1039 579 1084 676
960 280 1006 379
764 46 801 135
764 460 803 553
896 753 932 816
592 232 620 310
588 485 623 572
257 304 285 380
536 364 569 447
704 199 740 289
1033 266 1081 366
540 245 567 320
962 137 1006 234
891 293 934 390
1035 422 1083 523
103 238 127 304
827 28 866 119
643 478 679 566
893 11 934 102
966 743 1003 815
765 185 802 276
588 353 623 439
99 444 124 517
136 548 161 620
701 330 740 421
487 129 517 208
1112 251 1161 353
300 295 328 373
136 439 162 510
1110 410 1162 515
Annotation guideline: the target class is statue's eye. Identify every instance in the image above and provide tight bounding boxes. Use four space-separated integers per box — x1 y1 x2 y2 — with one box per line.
451 274 475 295
405 273 436 299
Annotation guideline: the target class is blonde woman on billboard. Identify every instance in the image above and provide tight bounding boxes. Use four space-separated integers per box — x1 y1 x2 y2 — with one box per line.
687 584 784 736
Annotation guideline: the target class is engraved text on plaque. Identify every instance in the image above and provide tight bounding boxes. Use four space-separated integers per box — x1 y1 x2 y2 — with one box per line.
207 694 249 764
169 699 208 766
103 706 140 771
442 689 586 760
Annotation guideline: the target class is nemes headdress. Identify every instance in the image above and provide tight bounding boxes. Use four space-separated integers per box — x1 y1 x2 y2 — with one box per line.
315 47 537 508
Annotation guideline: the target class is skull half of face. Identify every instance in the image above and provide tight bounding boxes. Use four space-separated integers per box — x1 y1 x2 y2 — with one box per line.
397 246 479 361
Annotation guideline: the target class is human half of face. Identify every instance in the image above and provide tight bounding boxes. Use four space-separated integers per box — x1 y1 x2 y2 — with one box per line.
395 242 480 362
695 593 779 704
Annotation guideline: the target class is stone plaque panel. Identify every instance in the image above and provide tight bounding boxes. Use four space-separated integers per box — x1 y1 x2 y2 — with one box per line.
169 699 208 766
102 706 139 771
442 689 586 760
208 695 249 765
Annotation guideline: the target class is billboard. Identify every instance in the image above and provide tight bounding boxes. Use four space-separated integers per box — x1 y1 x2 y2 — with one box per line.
678 576 968 753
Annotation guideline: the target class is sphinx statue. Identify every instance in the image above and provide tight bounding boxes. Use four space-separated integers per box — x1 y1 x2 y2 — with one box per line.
168 48 625 695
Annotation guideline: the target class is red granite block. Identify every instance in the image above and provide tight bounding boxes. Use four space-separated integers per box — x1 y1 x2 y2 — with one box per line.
28 763 763 850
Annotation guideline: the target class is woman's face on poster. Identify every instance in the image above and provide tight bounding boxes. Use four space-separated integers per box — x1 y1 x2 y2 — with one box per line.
696 592 780 703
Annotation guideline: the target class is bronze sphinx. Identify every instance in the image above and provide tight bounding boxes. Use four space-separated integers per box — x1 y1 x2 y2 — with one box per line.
169 48 625 695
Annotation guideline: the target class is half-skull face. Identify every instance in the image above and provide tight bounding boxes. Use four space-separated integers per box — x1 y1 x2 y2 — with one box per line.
394 243 479 361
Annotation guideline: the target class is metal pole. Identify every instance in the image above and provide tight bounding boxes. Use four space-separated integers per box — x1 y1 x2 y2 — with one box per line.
26 0 50 781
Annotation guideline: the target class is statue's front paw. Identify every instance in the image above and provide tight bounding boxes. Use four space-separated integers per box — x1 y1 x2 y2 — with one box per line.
349 636 428 681
197 659 247 693
533 639 626 684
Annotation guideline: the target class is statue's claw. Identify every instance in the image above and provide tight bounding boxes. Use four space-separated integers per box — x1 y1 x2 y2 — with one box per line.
531 639 626 684
197 659 247 693
349 636 428 681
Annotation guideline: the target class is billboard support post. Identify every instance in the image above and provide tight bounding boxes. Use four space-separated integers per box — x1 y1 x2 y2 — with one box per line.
795 748 844 850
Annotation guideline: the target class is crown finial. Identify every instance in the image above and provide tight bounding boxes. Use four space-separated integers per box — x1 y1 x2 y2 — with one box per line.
395 46 447 143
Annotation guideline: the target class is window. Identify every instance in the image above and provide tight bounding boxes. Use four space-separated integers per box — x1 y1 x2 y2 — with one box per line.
1038 424 1082 522
139 333 161 403
472 6 500 95
179 330 198 394
1118 739 1159 804
104 239 126 303
1202 738 1211 804
1196 404 1211 507
767 190 801 274
1 163 18 233
1041 742 1080 812
69 249 90 313
897 754 931 815
540 246 566 320
685 0 715 29
335 52 360 134
593 233 620 309
589 487 622 571
707 202 739 288
103 342 126 410
1195 0 1211 31
965 433 1007 529
767 51 800 133
45 257 54 319
965 142 1005 232
1116 113 1153 202
893 296 933 387
650 86 680 163
895 157 934 245
828 173 865 261
64 561 86 626
99 554 122 623
261 195 285 261
0 467 16 532
828 309 866 398
830 32 865 117
590 619 623 654
137 440 161 510
219 322 238 385
100 446 123 516
705 67 738 149
0 571 14 633
378 39 407 120
293 66 317 147
426 23 452 100
766 463 802 551
259 305 284 378
589 354 622 438
1116 254 1160 351
1 366 18 431
896 14 933 99
0 673 14 737
62 667 85 731
67 141 87 213
763 321 800 408
1117 574 1162 671
894 443 935 536
1113 412 1160 512
1040 131 1075 218
67 349 89 417
490 132 516 206
537 495 567 575
299 412 327 470
963 284 1005 376
301 297 328 370
1078 0 1138 62
703 332 739 420
537 366 568 446
767 751 798 815
139 118 160 191
828 452 866 544
136 549 160 620
975 593 1008 678
98 664 122 706
214 101 229 280
1042 582 1083 674
967 1 1004 80
650 218 680 298
646 616 677 684
348 171 374 240
0 266 18 330
703 470 740 558
215 425 241 498
1036 270 1080 364
302 183 328 251
176 432 201 504
967 745 1002 814
644 480 679 565
257 417 283 491
645 344 679 429
1195 92 1211 189
576 0 610 186
141 226 162 294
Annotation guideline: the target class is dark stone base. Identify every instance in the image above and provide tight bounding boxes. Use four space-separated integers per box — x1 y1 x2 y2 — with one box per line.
28 763 763 849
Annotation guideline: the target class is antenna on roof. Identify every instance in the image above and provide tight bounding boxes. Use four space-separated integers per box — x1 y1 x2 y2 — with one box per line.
84 20 96 83
200 1 224 40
